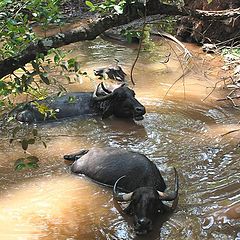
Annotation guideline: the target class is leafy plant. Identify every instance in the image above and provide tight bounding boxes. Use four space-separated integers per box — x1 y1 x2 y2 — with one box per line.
9 126 47 151
15 155 39 171
121 28 142 43
85 0 127 15
0 0 85 166
156 16 177 35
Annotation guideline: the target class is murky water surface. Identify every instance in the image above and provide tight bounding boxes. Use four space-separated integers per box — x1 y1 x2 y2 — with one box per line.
0 35 239 240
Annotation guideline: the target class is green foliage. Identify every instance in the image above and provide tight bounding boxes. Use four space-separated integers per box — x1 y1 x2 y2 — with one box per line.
0 0 73 112
0 0 62 59
10 125 47 152
67 96 77 103
7 125 45 171
121 28 142 43
222 47 240 57
141 24 156 51
85 0 127 14
0 0 84 167
156 16 177 35
221 47 240 77
15 156 39 171
161 0 184 6
32 102 57 120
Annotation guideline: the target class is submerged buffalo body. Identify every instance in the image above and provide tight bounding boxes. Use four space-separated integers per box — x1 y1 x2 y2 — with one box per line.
64 147 179 235
12 83 145 123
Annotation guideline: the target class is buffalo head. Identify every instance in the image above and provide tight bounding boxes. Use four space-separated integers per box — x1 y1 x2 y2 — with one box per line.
113 168 179 235
93 83 146 120
94 61 127 82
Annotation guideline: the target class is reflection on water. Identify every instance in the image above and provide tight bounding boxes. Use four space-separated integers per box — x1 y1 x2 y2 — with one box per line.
0 35 239 239
0 176 133 240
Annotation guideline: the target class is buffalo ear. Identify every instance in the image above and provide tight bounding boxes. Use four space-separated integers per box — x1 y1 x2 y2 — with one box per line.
158 201 171 214
102 103 114 119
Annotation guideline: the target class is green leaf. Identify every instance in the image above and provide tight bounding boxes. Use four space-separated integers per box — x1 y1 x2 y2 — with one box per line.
15 163 26 171
85 1 94 8
21 139 28 151
42 141 47 148
114 5 123 14
54 54 60 64
68 96 77 103
27 162 39 169
14 158 25 166
67 58 76 70
32 128 38 137
39 72 50 85
14 158 26 171
207 0 213 3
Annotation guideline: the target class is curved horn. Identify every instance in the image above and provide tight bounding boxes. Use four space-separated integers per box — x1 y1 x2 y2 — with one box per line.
92 83 114 101
101 82 112 94
113 176 133 202
103 82 126 92
158 167 179 201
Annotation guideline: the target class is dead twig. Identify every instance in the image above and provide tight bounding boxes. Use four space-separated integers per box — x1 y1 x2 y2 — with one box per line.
202 79 227 101
221 129 240 137
130 5 147 85
217 95 240 101
163 68 191 100
155 31 192 100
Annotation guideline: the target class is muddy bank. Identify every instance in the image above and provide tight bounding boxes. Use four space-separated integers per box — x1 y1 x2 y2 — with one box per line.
177 0 240 43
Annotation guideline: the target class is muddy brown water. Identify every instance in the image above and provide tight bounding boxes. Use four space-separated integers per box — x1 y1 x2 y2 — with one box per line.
0 36 239 240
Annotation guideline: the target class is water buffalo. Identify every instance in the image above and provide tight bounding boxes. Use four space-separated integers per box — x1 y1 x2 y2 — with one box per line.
64 147 179 235
94 65 127 82
11 83 145 123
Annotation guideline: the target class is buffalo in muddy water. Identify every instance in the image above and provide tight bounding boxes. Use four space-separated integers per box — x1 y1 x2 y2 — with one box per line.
94 64 127 82
64 147 179 235
10 83 145 123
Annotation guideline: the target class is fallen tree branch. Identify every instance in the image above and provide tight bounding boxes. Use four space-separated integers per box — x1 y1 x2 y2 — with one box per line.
0 2 239 79
153 30 192 60
187 7 240 21
0 133 90 142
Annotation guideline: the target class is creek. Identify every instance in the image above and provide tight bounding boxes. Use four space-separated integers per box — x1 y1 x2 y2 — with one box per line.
0 35 239 240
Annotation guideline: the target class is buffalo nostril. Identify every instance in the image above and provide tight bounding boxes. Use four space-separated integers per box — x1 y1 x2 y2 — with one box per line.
135 107 145 114
138 218 151 226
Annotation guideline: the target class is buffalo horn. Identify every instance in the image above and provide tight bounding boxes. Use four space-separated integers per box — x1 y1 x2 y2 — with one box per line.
113 176 133 202
101 82 112 94
92 83 115 101
101 82 126 93
157 167 179 201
